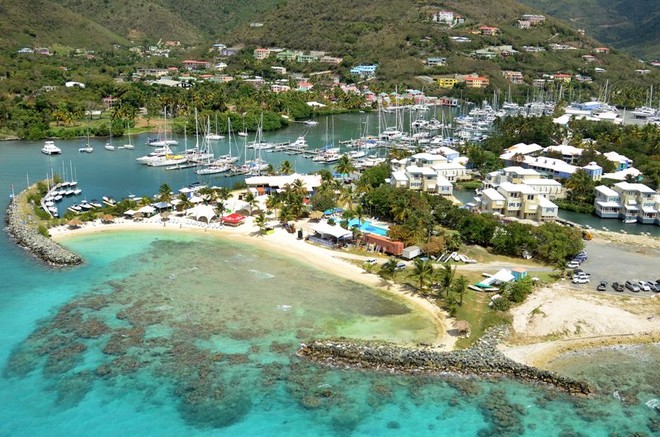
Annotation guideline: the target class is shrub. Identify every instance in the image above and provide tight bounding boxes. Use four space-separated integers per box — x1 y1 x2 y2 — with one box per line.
37 224 50 237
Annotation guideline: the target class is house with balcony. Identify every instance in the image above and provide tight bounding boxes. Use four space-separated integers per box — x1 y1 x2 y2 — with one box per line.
603 151 633 171
610 182 659 224
464 75 489 88
594 186 621 218
437 76 458 88
479 182 558 221
483 166 565 200
426 57 447 67
479 26 500 36
431 162 467 182
253 48 271 60
350 65 378 77
502 70 524 84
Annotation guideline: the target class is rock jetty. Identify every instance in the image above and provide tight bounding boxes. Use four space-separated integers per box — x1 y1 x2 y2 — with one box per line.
298 327 592 396
5 198 82 267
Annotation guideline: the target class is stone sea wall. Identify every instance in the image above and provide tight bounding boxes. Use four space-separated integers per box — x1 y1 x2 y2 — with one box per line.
5 198 82 267
298 327 592 396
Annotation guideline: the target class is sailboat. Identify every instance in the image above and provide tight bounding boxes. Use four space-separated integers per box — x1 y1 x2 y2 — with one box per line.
205 114 225 140
237 114 248 137
214 117 239 165
104 127 115 151
147 107 179 147
79 124 93 153
123 124 135 149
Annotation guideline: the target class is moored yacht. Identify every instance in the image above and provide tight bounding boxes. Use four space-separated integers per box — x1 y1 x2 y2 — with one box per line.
41 141 62 155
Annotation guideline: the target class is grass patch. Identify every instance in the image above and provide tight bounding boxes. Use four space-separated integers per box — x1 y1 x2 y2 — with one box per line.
442 289 512 349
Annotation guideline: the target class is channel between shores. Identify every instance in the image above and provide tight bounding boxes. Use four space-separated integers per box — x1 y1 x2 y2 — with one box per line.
4 197 82 267
298 327 593 396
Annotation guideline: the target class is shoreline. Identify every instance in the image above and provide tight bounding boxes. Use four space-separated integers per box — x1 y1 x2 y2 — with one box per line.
50 215 455 348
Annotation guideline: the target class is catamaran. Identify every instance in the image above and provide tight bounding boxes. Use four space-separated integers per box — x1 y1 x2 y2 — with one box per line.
42 141 62 155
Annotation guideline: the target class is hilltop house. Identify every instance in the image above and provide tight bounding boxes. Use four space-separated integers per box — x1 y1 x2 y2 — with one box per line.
502 71 524 84
253 48 271 60
464 75 489 88
182 60 211 71
479 26 500 36
350 65 378 77
426 57 447 67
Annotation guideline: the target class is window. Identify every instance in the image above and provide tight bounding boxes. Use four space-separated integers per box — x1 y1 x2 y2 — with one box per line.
527 195 535 200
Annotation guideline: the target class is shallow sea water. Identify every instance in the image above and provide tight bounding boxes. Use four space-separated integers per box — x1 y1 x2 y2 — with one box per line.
0 231 658 436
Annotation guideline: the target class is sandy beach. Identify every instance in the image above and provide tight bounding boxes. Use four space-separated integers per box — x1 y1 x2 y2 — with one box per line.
50 212 456 348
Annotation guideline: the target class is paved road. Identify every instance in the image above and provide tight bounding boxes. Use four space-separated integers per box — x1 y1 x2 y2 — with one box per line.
568 240 660 296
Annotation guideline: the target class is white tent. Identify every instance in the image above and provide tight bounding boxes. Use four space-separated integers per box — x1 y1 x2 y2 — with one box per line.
310 222 352 240
137 205 156 215
189 195 204 204
186 204 217 222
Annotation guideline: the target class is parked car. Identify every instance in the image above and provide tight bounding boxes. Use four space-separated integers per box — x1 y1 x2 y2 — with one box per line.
572 275 590 284
625 280 640 292
596 281 608 291
645 281 658 292
637 280 651 292
395 261 406 270
612 282 624 292
364 258 377 265
566 261 580 269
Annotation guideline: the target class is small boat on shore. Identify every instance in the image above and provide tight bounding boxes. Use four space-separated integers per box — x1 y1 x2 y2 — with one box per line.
622 218 637 224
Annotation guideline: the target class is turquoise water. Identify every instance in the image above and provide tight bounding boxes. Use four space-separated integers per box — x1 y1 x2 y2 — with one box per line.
347 219 389 237
1 122 659 436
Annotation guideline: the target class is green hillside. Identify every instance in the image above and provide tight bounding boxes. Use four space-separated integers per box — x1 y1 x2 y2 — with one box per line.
518 0 660 59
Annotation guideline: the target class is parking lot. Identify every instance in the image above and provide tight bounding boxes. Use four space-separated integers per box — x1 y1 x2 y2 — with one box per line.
568 240 660 296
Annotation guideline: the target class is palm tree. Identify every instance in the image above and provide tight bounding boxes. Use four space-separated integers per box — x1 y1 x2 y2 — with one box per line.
158 183 172 203
392 196 413 224
176 193 193 212
244 191 258 215
265 193 282 216
279 160 294 175
254 211 267 235
453 275 469 305
338 185 357 211
335 154 356 177
379 258 399 288
214 187 232 214
438 264 456 298
412 258 435 294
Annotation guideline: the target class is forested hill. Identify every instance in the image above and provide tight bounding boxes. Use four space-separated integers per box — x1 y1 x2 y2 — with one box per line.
518 0 660 59
0 0 279 50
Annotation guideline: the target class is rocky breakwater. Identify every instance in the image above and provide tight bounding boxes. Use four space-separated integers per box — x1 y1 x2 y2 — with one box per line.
298 327 592 396
5 198 82 267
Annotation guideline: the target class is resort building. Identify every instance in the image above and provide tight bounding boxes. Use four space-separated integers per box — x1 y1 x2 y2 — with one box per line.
521 14 546 25
499 143 544 164
544 144 584 164
594 182 660 224
245 174 322 195
483 166 566 200
389 153 467 195
522 156 602 181
603 151 633 171
479 182 558 221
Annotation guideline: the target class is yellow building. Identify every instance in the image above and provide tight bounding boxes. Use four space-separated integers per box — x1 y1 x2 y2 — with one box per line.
437 77 458 88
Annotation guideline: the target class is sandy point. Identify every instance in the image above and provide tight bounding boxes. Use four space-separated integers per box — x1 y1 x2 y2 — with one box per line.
50 215 455 348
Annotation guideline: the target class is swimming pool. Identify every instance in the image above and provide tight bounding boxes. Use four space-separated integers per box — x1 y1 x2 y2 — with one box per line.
347 219 389 237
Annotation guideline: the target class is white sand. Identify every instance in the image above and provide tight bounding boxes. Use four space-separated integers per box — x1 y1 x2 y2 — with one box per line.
51 212 455 348
500 281 660 367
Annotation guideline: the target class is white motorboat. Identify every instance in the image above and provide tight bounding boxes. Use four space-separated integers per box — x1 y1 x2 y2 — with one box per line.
622 218 637 224
41 141 62 155
303 120 319 126
288 136 308 150
102 196 116 206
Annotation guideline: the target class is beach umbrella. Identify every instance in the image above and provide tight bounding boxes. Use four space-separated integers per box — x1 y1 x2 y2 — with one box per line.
101 214 114 223
160 211 171 221
452 320 471 334
67 218 83 228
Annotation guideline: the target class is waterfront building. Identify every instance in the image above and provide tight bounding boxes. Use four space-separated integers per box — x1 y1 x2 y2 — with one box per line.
594 182 660 224
245 174 322 195
479 181 558 221
483 166 565 200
